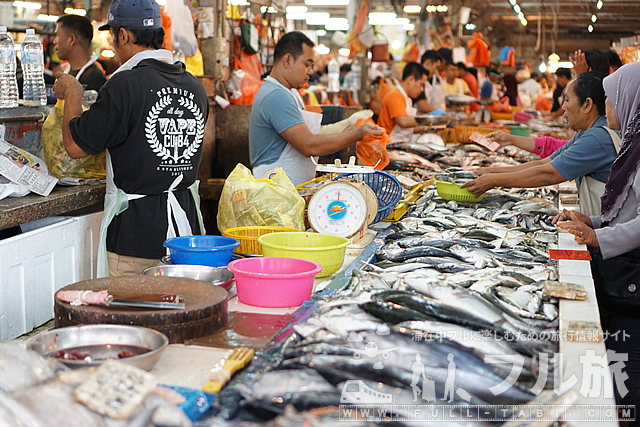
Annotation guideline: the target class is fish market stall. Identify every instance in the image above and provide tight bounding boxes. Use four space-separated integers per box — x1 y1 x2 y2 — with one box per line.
2 141 622 425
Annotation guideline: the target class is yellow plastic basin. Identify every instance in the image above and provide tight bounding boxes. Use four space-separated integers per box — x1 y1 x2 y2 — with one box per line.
258 232 350 278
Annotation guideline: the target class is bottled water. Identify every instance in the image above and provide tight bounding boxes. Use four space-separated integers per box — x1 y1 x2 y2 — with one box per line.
21 29 46 106
0 26 18 108
327 58 340 93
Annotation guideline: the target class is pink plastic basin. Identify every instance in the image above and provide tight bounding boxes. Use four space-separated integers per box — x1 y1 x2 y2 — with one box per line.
227 257 322 308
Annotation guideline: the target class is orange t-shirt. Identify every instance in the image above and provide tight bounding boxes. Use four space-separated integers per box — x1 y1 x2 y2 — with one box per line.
377 89 408 135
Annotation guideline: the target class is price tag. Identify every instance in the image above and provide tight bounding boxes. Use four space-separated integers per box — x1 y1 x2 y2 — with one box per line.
562 320 602 342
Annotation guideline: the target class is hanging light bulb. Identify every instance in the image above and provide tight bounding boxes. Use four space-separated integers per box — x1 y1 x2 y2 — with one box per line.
513 4 521 13
588 25 594 32
591 14 597 22
596 0 603 9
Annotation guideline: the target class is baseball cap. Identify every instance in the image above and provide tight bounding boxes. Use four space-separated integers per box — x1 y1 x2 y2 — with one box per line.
98 0 162 31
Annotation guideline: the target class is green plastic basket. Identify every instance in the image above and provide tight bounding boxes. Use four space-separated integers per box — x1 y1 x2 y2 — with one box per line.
435 180 486 203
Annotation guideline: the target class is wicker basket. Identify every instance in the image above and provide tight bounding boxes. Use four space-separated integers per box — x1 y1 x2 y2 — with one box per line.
222 226 300 255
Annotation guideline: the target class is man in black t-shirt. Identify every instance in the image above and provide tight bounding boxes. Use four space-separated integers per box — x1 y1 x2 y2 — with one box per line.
53 0 209 277
54 15 106 92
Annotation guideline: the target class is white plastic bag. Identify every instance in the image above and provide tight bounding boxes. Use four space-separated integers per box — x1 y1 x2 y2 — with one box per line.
164 0 198 57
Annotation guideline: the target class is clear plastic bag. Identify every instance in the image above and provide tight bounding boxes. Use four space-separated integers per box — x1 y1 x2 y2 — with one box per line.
164 0 198 57
42 100 106 179
217 163 306 232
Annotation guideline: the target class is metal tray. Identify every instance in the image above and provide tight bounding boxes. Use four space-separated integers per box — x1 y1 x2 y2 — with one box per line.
414 114 450 126
143 264 235 291
27 324 169 371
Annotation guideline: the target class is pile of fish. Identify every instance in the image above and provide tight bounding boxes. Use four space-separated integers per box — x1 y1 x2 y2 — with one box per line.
387 141 540 172
209 187 563 425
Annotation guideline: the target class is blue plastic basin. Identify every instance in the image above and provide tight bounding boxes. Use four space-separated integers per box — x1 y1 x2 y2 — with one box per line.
163 235 241 267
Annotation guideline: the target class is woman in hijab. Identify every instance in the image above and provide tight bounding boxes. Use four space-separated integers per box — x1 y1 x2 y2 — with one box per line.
553 61 640 411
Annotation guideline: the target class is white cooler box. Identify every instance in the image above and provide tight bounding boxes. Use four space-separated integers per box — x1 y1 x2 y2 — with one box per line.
0 211 101 341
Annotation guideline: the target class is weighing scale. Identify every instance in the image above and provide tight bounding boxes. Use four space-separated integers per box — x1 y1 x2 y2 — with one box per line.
307 157 380 246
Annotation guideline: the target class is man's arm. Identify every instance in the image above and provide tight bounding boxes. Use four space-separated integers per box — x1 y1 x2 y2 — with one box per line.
476 157 552 175
53 73 89 159
281 123 383 157
416 99 437 114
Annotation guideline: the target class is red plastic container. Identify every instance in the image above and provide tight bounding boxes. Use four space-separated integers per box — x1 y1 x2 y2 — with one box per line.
227 257 322 308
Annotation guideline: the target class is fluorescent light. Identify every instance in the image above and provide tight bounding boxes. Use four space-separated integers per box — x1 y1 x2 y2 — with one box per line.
557 61 574 68
305 0 349 5
101 49 115 58
13 1 41 9
338 48 350 57
404 23 415 31
426 5 436 12
588 24 593 32
315 44 330 55
436 5 447 12
305 13 331 25
369 12 396 19
596 0 603 9
403 5 421 13
591 14 597 22
465 23 476 30
316 29 327 36
513 4 520 13
287 12 329 21
392 39 402 50
518 12 524 19
325 17 349 31
227 0 249 5
260 6 277 13
36 14 58 21
64 7 86 16
520 17 527 26
286 6 307 13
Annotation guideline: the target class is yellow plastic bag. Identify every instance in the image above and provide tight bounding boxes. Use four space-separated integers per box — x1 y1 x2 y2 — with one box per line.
217 163 306 232
185 49 203 76
42 99 107 179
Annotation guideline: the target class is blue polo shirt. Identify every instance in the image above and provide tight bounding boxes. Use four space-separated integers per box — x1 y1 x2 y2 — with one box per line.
550 116 617 191
249 78 305 168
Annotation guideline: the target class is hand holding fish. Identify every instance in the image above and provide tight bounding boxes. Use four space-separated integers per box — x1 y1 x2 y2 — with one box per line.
557 220 599 247
551 209 592 227
460 175 496 196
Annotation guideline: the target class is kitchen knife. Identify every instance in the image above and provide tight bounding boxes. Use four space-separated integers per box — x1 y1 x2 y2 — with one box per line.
105 295 185 310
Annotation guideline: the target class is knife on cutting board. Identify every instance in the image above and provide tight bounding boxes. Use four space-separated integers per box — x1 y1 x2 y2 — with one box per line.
105 295 185 310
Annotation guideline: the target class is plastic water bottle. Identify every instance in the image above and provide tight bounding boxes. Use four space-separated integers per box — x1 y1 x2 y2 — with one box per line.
0 26 18 108
21 29 46 106
327 58 340 93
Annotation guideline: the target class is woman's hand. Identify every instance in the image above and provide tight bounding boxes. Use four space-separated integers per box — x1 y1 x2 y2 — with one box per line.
485 131 513 148
460 175 496 196
552 209 592 227
557 220 599 247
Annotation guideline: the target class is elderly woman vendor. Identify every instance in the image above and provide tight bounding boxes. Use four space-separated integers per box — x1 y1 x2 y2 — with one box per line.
553 62 640 411
462 72 619 216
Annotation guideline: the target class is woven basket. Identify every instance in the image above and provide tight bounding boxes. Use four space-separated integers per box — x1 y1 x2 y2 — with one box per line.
222 226 300 255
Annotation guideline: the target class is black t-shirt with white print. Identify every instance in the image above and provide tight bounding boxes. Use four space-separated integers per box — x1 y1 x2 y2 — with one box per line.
69 59 209 259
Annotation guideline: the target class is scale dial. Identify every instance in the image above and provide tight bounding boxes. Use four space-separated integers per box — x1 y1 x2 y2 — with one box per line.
308 182 369 238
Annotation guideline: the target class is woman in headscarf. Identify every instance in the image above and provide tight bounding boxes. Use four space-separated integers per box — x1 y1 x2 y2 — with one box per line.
553 62 640 411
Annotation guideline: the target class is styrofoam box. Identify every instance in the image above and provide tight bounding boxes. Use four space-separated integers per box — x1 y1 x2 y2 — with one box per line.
0 211 101 341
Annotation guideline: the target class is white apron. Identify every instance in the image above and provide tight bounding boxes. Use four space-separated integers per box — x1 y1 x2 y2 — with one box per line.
253 76 323 186
430 73 446 111
96 49 204 277
388 84 417 144
64 53 99 81
578 127 622 217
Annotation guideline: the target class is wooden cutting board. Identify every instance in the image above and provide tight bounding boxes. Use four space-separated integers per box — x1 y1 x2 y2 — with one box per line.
54 276 228 343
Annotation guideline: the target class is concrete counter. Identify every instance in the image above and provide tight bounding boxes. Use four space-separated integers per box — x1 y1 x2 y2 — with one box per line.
0 183 105 231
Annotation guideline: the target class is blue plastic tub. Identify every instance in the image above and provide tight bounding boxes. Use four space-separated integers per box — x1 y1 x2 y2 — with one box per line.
163 236 240 267
337 171 403 223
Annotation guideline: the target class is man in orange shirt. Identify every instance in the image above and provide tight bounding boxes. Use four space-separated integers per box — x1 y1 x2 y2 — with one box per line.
456 62 478 97
378 62 429 143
